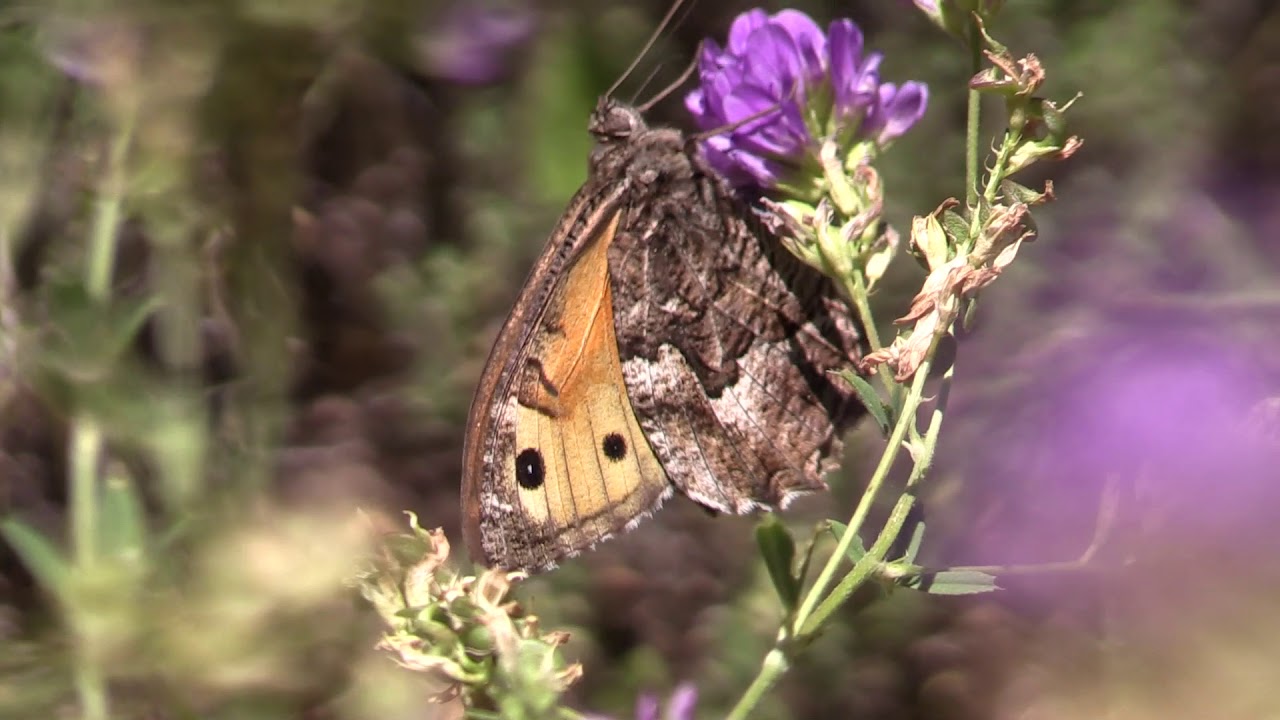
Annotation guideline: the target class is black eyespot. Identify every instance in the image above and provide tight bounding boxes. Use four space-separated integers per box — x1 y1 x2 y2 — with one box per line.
602 433 627 461
515 448 545 489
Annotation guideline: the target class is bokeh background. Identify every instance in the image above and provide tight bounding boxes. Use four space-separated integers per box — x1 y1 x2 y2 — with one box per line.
3 0 1280 718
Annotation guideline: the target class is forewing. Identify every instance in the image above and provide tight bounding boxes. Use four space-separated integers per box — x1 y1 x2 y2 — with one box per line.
462 208 670 572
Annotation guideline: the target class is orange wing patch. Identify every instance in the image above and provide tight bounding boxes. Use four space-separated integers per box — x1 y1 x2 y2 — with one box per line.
510 212 669 553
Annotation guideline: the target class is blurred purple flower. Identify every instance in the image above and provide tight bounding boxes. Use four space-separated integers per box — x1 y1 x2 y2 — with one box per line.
419 3 535 85
586 683 698 720
685 9 928 188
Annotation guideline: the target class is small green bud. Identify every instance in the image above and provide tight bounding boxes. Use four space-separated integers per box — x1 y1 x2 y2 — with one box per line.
463 624 495 655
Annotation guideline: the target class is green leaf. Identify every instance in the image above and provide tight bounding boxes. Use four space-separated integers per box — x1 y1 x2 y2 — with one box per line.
0 519 71 602
902 518 926 564
907 569 1000 595
97 464 148 567
795 533 820 598
941 209 970 248
825 521 866 564
837 369 891 436
1000 179 1049 205
39 277 159 385
756 515 799 611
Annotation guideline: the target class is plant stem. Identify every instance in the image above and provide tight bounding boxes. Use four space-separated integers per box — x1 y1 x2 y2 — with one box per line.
725 648 789 720
790 349 935 637
733 14 990 718
841 270 899 396
69 420 109 720
844 271 882 352
728 277 942 720
69 423 104 570
801 359 955 633
69 93 136 720
87 113 134 300
964 16 983 213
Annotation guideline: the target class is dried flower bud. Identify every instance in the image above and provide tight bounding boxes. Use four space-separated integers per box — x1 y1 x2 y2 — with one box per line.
912 213 951 271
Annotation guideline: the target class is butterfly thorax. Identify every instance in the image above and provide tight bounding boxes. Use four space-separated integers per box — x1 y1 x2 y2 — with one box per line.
587 98 692 187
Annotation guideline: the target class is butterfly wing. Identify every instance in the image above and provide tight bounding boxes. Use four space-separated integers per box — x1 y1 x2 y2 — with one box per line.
464 101 865 571
463 209 670 572
607 142 864 514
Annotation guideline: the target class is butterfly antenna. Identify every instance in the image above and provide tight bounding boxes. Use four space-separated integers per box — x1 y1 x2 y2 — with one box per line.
628 62 668 107
636 48 699 114
690 101 784 142
688 83 799 141
605 0 691 100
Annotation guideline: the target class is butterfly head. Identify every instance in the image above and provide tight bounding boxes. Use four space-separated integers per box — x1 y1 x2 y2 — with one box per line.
589 98 648 143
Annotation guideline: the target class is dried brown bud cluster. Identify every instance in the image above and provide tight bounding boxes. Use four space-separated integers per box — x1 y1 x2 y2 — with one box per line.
858 25 1079 382
861 186 1049 381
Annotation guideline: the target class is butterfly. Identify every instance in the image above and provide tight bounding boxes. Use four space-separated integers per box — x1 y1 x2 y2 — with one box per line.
460 97 865 572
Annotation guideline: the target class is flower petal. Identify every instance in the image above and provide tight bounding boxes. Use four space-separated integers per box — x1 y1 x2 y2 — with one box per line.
722 85 780 127
743 23 805 97
772 9 827 80
664 683 699 720
635 692 661 720
828 19 866 114
684 87 706 118
684 8 929 189
728 148 781 187
727 8 769 55
868 81 929 145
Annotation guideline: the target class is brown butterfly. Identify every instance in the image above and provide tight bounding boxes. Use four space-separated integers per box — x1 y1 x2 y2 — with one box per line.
461 97 865 572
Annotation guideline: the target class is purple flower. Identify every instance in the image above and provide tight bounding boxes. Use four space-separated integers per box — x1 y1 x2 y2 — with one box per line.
419 2 535 85
585 683 698 720
686 9 928 189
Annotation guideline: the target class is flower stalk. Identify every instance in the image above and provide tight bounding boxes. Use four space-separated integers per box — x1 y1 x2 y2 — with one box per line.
685 6 1081 717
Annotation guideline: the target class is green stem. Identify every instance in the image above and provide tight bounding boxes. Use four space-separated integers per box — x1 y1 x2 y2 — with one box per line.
964 17 983 213
73 657 109 720
800 361 955 634
729 290 946 719
790 349 936 636
725 648 789 720
841 270 898 396
803 491 918 633
87 111 134 299
70 423 107 720
844 271 882 352
981 137 1014 205
732 14 989 717
69 92 136 720
69 423 103 569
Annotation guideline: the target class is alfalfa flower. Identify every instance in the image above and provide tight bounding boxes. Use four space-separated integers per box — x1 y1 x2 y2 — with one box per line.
685 9 926 289
585 683 699 720
685 8 928 194
356 513 580 710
